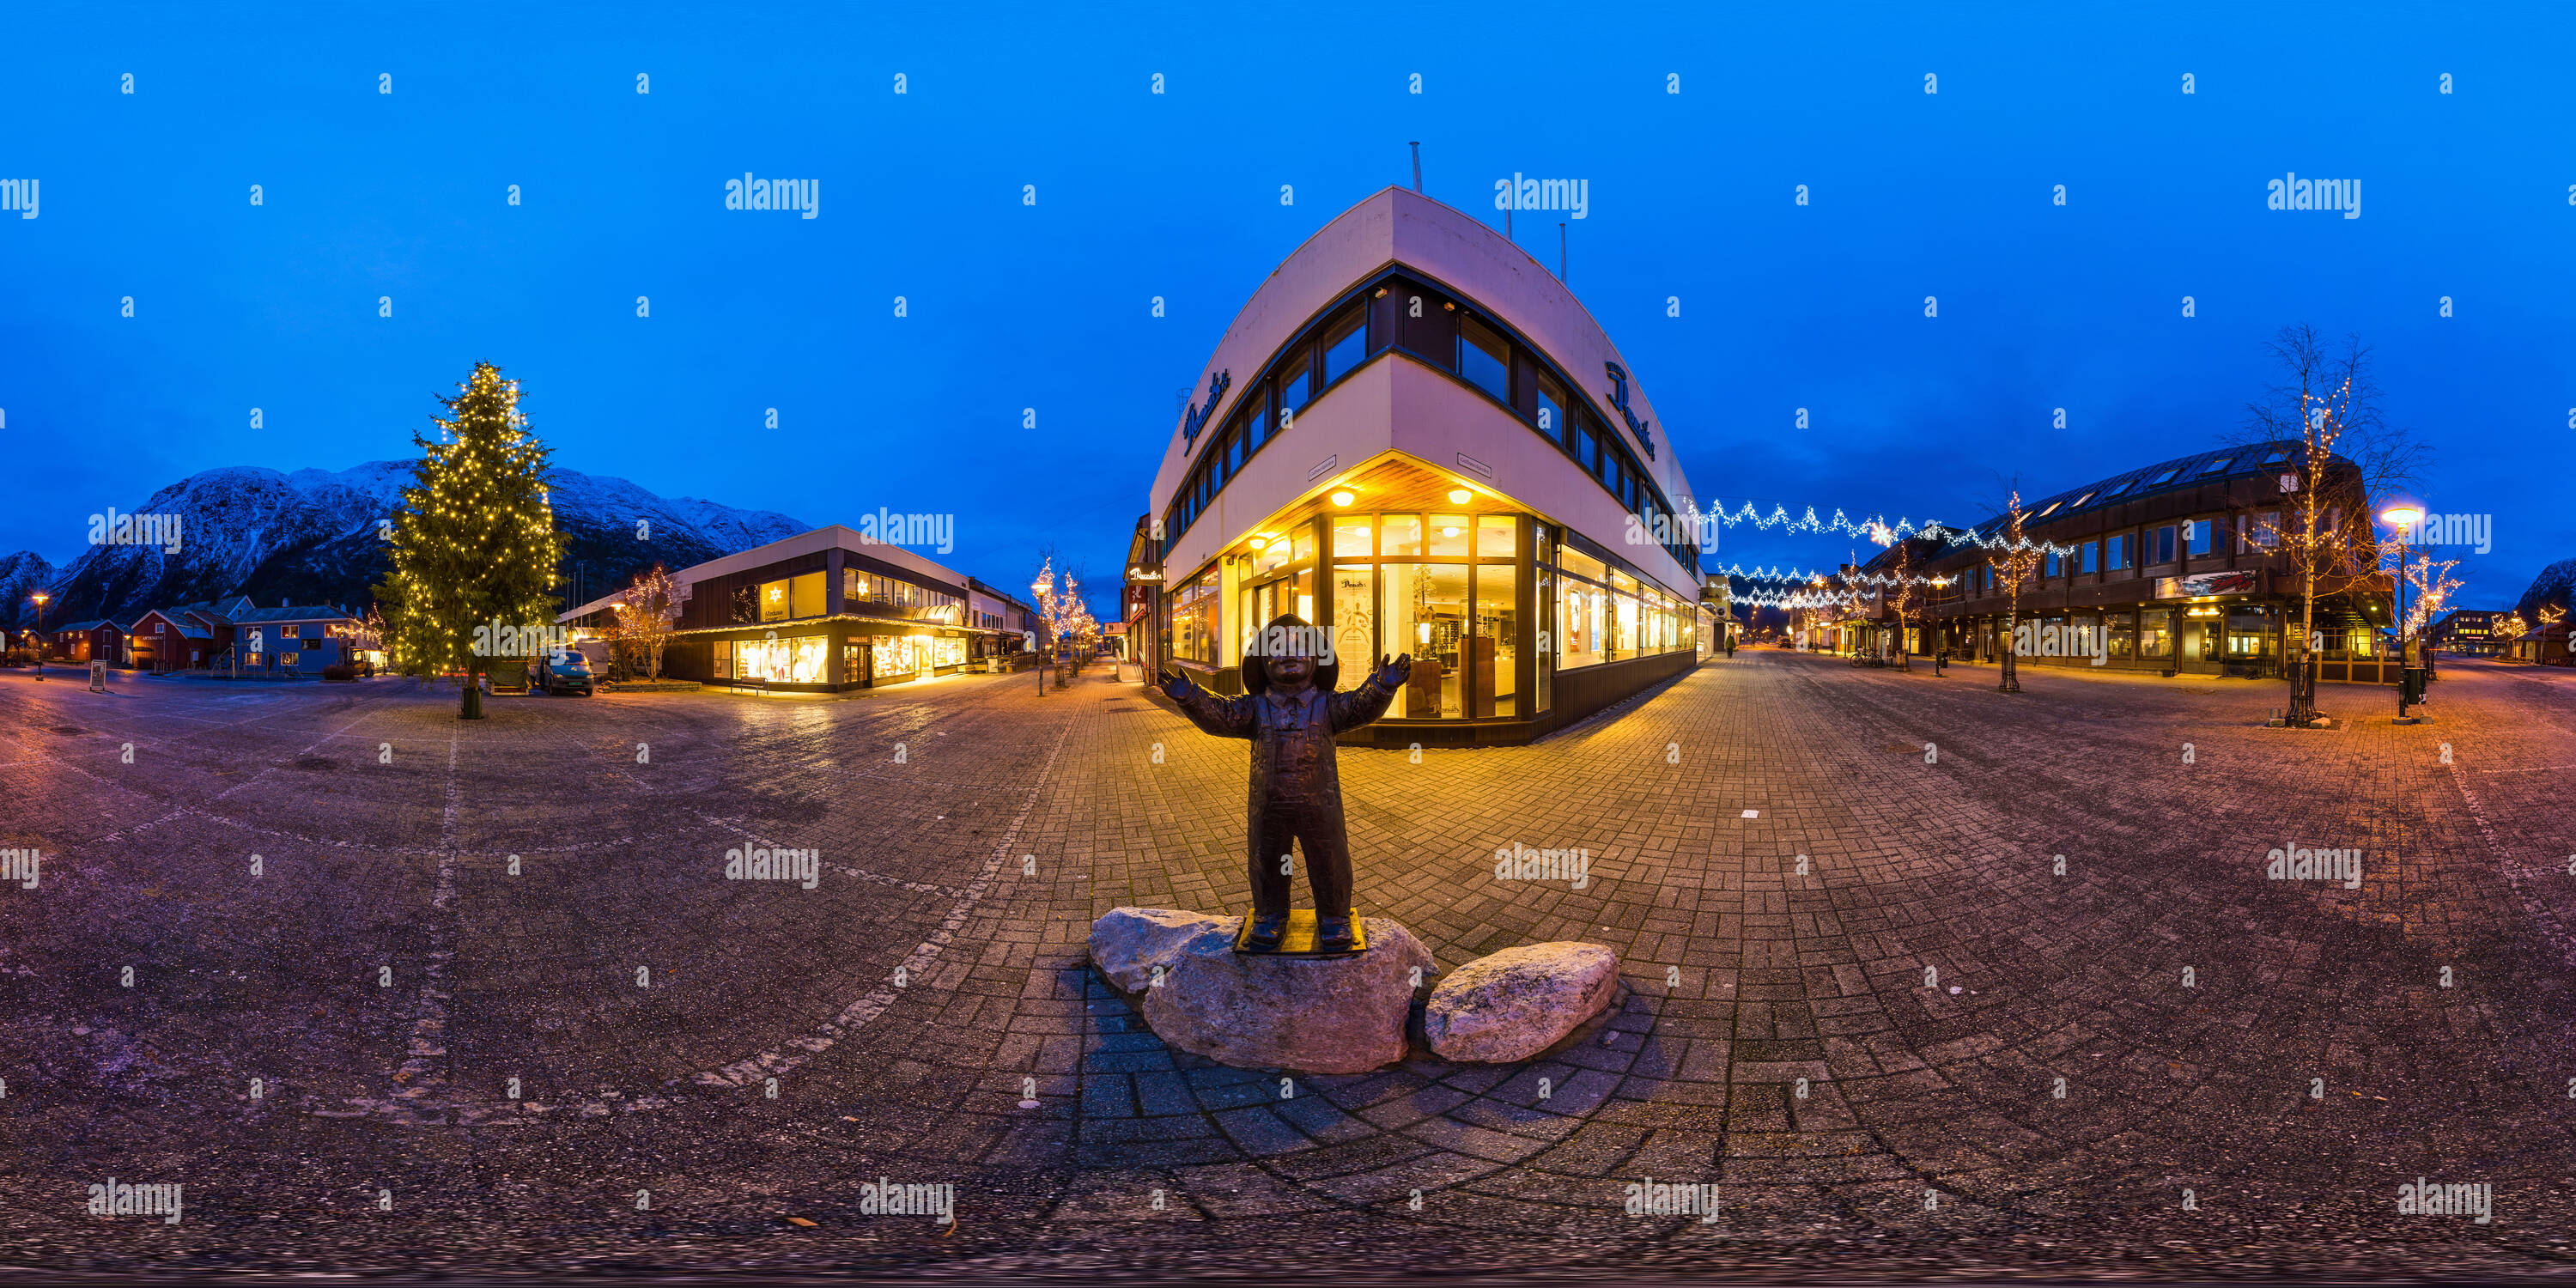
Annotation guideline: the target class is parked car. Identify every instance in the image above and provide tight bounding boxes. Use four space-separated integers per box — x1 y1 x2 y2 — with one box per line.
537 650 596 696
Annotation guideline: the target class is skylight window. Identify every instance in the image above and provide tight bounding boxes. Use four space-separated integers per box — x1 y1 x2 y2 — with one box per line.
2198 456 2233 474
2148 468 2182 487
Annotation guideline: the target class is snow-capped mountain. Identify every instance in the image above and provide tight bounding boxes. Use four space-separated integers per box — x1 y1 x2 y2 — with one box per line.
7 463 806 625
0 551 54 630
2514 557 2575 618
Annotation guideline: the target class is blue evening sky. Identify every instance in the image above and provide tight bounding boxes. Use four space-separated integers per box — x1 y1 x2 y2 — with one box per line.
2 3 2570 613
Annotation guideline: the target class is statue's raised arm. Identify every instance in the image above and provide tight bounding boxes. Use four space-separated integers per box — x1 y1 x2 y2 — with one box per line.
1159 666 1255 738
1329 653 1412 732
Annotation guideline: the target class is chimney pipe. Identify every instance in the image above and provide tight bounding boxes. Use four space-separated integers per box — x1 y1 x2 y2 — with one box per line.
1408 142 1421 194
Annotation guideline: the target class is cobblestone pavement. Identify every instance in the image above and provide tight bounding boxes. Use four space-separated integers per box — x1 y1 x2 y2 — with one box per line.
3 653 2574 1279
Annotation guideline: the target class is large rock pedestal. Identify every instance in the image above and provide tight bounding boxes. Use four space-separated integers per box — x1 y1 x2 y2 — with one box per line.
1424 941 1620 1063
1089 907 1431 1075
1086 906 1241 993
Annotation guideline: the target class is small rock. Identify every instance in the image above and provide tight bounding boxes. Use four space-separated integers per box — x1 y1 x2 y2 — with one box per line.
1425 942 1620 1064
1087 907 1237 993
1138 918 1432 1075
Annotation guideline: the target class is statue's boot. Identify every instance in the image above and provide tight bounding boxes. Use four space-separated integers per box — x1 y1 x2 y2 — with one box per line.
1243 913 1288 952
1314 913 1354 952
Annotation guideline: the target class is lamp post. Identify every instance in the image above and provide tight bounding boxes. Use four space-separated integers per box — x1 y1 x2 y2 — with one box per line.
1929 577 1951 674
1030 573 1051 696
29 591 48 681
2380 505 2425 721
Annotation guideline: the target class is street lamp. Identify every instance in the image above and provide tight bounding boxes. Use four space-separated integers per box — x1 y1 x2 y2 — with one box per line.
2380 505 2426 721
29 591 48 681
1030 572 1051 695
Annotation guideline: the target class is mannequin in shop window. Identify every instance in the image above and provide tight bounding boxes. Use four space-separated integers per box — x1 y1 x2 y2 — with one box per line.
1157 613 1411 954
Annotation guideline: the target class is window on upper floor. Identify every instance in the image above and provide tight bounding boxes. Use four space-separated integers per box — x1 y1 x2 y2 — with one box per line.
1459 314 1510 404
2105 533 2131 569
1534 370 1568 439
1394 288 1458 367
2245 511 2280 550
1234 403 1263 462
1277 350 1311 416
1321 307 1369 386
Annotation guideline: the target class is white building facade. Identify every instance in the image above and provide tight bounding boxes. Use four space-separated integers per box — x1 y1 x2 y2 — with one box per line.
1145 186 1704 744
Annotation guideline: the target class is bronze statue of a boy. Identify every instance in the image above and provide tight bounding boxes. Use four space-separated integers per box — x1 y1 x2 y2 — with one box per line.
1157 613 1411 953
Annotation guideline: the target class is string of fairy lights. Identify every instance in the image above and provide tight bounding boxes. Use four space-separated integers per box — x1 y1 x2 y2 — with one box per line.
1693 496 2081 614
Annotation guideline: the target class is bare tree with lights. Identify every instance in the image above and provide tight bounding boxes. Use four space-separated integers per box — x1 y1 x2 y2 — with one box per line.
1986 489 2044 695
1885 537 1920 671
2230 325 2428 723
611 563 681 682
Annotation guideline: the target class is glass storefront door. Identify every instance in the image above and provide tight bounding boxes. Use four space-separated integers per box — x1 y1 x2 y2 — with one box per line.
1379 562 1467 717
1473 564 1518 717
1329 565 1373 690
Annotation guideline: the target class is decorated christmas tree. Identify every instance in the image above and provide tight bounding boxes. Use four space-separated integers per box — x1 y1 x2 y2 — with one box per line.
373 361 565 718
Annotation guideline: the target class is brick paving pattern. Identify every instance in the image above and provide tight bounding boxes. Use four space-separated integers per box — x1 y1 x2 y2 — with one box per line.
2 653 2573 1277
